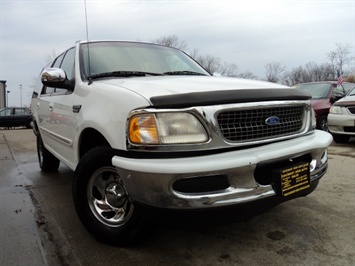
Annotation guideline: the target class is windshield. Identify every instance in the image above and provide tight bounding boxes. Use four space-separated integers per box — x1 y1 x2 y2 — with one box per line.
348 87 355 96
80 41 210 80
295 83 331 99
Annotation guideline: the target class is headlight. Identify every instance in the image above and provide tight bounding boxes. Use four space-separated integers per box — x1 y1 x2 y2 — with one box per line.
128 112 208 144
329 105 343 114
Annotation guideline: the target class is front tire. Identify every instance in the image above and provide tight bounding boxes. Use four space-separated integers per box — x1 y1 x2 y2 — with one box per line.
37 134 60 171
73 146 144 246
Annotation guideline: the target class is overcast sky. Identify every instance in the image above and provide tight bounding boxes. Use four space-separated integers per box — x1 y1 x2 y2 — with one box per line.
1 0 354 107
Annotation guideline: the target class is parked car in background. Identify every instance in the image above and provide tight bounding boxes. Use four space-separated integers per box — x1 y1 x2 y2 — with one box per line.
328 87 355 143
0 107 32 129
294 81 347 131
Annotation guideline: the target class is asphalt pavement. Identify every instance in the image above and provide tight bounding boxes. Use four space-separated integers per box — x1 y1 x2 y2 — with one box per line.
0 130 48 265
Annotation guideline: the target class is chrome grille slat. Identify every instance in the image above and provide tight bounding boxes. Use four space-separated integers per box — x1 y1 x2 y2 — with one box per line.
217 106 304 142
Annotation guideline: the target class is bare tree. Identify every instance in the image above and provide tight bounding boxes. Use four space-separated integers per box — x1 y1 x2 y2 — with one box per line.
237 71 258 80
304 62 333 82
327 43 353 77
283 62 334 86
30 49 60 89
188 48 200 60
195 54 221 74
219 62 239 77
284 66 306 86
43 48 59 64
153 35 188 51
264 62 286 83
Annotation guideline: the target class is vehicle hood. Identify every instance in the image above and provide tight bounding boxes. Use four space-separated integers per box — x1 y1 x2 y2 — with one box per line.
98 76 287 98
95 76 294 107
310 98 329 109
333 95 355 106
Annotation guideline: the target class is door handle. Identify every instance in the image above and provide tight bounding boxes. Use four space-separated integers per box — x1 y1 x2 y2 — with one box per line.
49 103 54 111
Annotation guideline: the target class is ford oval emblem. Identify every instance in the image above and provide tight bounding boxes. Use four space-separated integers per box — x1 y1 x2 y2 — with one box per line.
265 116 280 126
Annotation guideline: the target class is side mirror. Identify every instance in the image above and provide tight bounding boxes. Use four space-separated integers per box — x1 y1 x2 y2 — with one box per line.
41 68 74 91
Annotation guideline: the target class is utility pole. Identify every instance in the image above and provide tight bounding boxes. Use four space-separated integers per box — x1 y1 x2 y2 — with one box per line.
19 84 22 107
6 90 10 107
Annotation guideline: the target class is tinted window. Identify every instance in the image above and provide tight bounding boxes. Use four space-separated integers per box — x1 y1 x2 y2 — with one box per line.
14 108 26 115
342 83 355 93
296 83 331 99
60 48 75 80
332 85 345 97
52 53 64 68
0 109 12 116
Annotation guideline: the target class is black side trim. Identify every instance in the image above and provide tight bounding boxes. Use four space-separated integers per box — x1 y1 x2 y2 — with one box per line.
150 88 311 108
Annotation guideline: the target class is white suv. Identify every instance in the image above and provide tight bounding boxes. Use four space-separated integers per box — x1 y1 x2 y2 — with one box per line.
31 40 333 245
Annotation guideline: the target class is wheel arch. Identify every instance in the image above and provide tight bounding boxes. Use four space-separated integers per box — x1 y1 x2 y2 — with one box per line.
32 120 40 136
78 128 111 160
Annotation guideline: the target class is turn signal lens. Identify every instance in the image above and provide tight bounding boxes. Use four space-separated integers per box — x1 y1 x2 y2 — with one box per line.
129 114 159 144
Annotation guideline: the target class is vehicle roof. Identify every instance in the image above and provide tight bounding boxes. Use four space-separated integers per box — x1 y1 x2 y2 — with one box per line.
75 40 175 48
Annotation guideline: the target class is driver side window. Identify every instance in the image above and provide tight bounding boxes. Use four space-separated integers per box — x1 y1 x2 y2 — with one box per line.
332 85 345 96
42 48 75 96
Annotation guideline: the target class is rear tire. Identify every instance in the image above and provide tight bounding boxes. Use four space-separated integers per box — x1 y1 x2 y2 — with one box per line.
37 134 60 171
73 146 145 246
26 120 32 129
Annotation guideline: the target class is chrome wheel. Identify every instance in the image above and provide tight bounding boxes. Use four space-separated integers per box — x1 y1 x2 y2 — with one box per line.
87 166 133 227
73 146 144 245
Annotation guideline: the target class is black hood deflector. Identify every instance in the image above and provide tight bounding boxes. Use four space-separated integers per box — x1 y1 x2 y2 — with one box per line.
150 89 311 108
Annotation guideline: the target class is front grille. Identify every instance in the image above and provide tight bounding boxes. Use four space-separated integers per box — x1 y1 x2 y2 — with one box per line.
347 106 355 115
217 106 305 142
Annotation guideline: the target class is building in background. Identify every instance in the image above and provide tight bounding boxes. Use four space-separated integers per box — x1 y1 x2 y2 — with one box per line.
0 80 7 109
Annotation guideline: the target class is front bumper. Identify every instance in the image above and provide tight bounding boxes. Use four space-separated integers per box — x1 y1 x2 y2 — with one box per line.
328 113 355 136
112 130 333 209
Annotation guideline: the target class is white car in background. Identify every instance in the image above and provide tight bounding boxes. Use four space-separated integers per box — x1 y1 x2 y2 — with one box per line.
328 87 355 143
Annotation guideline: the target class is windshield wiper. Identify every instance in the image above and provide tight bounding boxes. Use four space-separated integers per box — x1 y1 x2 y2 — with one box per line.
163 71 208 76
88 71 163 81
